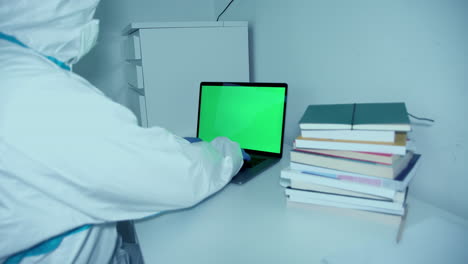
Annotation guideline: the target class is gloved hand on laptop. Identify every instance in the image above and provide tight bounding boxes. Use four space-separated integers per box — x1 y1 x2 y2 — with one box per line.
184 137 251 161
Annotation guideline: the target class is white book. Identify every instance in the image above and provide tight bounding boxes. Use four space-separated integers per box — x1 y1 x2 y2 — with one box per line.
289 154 421 191
280 168 397 200
294 133 407 155
280 178 406 203
285 188 406 215
300 129 395 143
286 201 404 226
286 192 406 216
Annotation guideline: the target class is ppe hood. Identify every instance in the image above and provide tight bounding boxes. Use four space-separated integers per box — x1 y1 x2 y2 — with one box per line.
0 0 100 64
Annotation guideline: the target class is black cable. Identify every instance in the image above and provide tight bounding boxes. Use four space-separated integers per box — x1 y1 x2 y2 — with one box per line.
216 0 235 21
408 113 435 122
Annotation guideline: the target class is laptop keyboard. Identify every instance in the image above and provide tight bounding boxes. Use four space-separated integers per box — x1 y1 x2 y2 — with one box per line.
242 156 266 169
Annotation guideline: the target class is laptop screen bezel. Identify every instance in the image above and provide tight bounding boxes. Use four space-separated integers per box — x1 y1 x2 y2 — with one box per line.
197 82 288 158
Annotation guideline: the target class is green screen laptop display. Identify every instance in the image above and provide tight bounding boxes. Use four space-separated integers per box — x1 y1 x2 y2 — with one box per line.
197 83 287 154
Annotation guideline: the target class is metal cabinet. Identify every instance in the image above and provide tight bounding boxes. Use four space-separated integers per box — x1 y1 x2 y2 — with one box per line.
123 21 250 136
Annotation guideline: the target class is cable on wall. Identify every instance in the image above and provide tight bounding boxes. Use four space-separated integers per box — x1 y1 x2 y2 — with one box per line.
216 0 235 21
408 113 435 123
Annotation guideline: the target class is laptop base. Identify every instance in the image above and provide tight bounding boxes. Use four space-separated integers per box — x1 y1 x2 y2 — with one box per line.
230 158 280 185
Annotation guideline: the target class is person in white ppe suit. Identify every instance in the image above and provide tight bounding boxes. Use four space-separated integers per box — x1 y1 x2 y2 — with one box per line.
0 0 245 263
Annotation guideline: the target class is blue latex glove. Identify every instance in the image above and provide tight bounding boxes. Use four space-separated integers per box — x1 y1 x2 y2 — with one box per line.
184 137 203 143
184 137 251 161
240 148 251 162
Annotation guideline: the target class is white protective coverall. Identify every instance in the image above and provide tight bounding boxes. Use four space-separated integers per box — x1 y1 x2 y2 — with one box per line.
0 0 243 263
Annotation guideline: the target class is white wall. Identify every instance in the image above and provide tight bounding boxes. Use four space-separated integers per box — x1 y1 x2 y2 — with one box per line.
215 0 468 218
75 0 468 219
74 0 216 105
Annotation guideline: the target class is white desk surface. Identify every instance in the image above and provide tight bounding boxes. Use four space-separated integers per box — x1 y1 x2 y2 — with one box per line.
134 147 468 264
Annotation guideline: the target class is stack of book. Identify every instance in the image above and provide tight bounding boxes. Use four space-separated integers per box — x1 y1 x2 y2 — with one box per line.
281 102 421 220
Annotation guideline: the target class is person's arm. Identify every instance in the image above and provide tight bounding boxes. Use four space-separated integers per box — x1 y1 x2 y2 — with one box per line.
5 72 244 222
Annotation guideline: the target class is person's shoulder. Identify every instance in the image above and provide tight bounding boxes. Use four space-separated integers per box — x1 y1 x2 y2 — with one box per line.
1 42 54 73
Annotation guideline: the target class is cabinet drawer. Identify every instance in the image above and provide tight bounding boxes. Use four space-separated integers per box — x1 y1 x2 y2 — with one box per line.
125 62 144 89
124 33 141 60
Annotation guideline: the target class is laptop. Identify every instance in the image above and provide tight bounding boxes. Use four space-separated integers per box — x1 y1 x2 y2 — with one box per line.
197 82 288 184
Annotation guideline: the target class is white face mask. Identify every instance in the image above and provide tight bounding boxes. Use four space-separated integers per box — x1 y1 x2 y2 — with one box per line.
72 19 100 64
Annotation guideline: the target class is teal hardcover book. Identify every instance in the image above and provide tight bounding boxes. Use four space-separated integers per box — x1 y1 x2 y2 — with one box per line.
299 102 411 131
353 103 411 131
299 104 355 130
